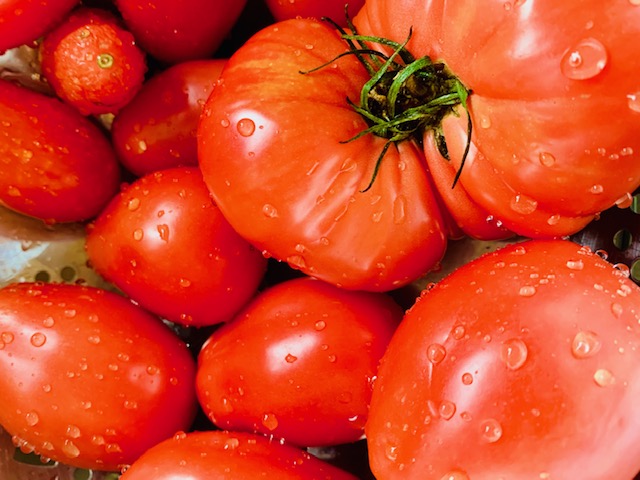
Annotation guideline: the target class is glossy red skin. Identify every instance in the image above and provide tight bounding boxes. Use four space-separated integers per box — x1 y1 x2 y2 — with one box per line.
198 19 448 291
111 59 226 177
196 276 402 447
0 0 79 52
0 79 121 223
354 0 640 238
40 7 147 116
86 167 267 327
121 430 359 479
264 0 365 27
0 282 198 471
113 0 247 64
367 240 640 479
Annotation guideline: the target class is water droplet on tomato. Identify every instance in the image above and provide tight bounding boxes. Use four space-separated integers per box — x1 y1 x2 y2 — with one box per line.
30 332 46 347
589 184 604 194
327 354 337 363
179 278 191 288
452 324 466 340
393 195 407 224
566 259 584 270
262 413 279 431
539 152 556 167
42 317 55 328
385 444 398 462
510 194 538 215
127 197 140 211
87 335 101 345
571 331 601 358
132 228 144 241
427 343 446 364
627 93 640 112
262 203 278 218
287 254 307 270
25 411 39 426
123 400 138 410
146 365 159 375
157 224 170 242
611 302 624 318
314 320 326 331
2 332 15 344
518 285 537 297
237 118 255 137
594 368 615 386
480 418 503 443
500 338 528 370
461 373 474 385
285 353 297 363
440 471 470 480
220 118 230 128
560 38 607 80
479 116 491 128
439 401 456 420
66 425 81 439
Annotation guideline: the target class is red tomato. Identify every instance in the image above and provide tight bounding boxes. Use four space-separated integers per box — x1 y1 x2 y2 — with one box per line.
198 19 449 291
263 0 365 27
113 0 247 64
196 276 402 447
366 239 640 479
0 79 120 223
40 7 147 116
86 167 267 327
354 0 640 238
0 0 79 52
120 430 359 479
0 282 198 471
111 59 226 177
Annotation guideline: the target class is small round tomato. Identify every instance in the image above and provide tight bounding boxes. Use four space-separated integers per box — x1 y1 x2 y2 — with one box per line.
120 430 359 479
111 59 226 177
196 276 402 447
0 282 197 472
366 239 640 479
86 167 267 327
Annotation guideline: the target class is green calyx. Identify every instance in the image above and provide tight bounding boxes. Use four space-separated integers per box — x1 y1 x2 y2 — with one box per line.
301 15 472 192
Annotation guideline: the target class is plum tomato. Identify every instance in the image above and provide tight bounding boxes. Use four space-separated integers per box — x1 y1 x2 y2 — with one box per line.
0 79 120 223
195 276 402 447
111 59 226 177
366 239 640 479
0 282 198 472
85 167 267 327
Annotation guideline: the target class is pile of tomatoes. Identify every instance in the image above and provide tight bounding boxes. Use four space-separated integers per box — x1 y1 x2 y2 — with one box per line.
1 0 640 479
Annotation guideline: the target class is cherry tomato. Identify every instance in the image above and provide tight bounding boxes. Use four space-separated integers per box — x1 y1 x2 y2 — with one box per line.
0 282 198 471
86 167 267 327
0 79 120 223
196 276 402 446
111 59 226 177
366 239 640 479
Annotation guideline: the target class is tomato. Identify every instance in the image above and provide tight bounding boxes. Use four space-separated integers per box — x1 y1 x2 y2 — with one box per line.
0 79 121 223
263 0 366 27
40 7 147 116
196 276 402 447
366 239 640 479
111 59 226 177
86 167 267 327
0 0 79 53
0 282 198 471
354 0 640 238
113 0 247 64
120 430 359 479
198 19 449 291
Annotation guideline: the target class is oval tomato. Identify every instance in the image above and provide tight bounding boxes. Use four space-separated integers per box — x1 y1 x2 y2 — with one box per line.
0 282 197 471
111 59 226 177
86 167 267 327
196 276 402 446
0 79 121 223
120 430 359 479
366 239 640 479
354 0 640 237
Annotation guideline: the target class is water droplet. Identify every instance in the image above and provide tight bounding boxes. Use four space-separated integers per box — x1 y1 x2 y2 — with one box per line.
611 302 624 318
179 278 191 288
220 118 230 128
427 343 446 364
285 353 297 363
480 418 503 443
66 425 81 439
518 285 537 297
237 118 256 137
590 184 604 194
287 254 306 270
157 224 170 242
123 400 138 410
594 368 615 386
262 203 278 218
572 331 601 358
439 401 456 420
132 228 144 241
461 373 474 385
314 320 326 331
500 338 528 370
539 152 556 167
87 335 101 345
440 471 470 480
561 38 607 80
261 413 279 431
146 365 159 375
627 93 640 113
510 194 538 215
452 325 466 340
127 198 140 211
393 195 407 224
42 317 55 328
385 444 398 462
30 332 46 347
479 116 491 128
25 411 39 426
62 440 80 459
2 332 15 344
327 354 337 363
566 259 584 270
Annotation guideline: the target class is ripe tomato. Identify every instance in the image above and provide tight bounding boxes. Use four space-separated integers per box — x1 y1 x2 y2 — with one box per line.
40 7 147 116
111 59 226 177
263 0 366 27
0 282 198 471
86 167 267 327
113 0 247 64
354 0 640 238
196 276 402 447
366 240 640 479
0 79 120 223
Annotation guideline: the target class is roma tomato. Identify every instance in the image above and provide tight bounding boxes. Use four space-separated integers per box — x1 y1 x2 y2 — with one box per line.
113 0 247 64
366 240 640 479
0 282 198 472
198 19 449 291
354 0 640 237
0 79 120 223
121 430 359 479
196 276 402 447
111 59 226 177
263 0 365 27
86 167 267 327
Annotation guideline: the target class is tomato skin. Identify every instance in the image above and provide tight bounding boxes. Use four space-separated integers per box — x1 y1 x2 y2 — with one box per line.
111 59 226 177
121 430 359 479
0 282 198 471
113 0 247 64
0 79 121 223
0 0 79 53
354 1 640 238
196 276 402 447
198 18 448 291
86 167 267 327
263 0 365 27
366 240 640 479
40 7 147 116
